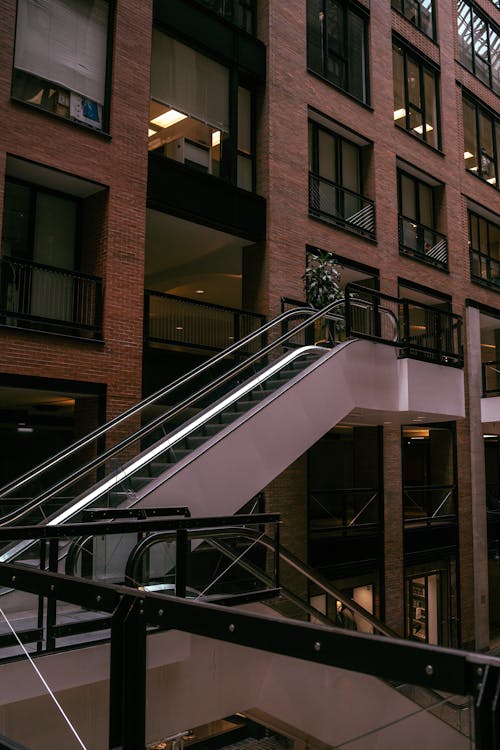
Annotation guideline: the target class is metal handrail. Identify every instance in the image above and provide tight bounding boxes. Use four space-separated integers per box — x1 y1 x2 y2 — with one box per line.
0 300 348 523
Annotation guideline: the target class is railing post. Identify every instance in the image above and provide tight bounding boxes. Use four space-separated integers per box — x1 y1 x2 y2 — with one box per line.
344 285 351 337
175 528 188 598
109 595 147 750
143 291 150 345
273 521 280 590
46 539 59 651
482 362 488 397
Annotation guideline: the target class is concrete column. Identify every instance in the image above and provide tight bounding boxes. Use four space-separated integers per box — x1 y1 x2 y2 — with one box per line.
383 424 404 635
465 306 490 649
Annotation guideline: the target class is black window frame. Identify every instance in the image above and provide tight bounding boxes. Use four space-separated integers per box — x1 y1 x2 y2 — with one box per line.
457 0 500 95
469 208 500 289
393 41 441 150
307 0 370 106
391 0 436 40
192 0 256 34
11 0 114 135
462 94 500 189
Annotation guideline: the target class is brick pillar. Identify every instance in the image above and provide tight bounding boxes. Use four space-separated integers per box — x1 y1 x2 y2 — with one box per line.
383 425 404 635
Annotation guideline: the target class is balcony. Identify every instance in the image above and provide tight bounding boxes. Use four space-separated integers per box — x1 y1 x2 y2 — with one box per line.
470 248 500 289
398 216 448 270
308 173 376 240
144 289 265 352
0 256 103 340
193 0 255 33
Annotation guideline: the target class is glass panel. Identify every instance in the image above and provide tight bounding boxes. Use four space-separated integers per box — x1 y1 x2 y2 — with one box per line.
407 59 421 108
400 174 416 219
419 183 434 228
346 10 366 101
457 0 473 70
237 155 252 191
392 45 406 124
463 98 478 173
491 27 500 94
423 69 437 147
420 0 433 36
325 0 345 88
479 110 495 180
490 223 500 261
473 12 490 85
409 106 424 138
34 193 77 270
341 141 360 193
469 212 479 250
307 0 323 73
408 577 427 642
1 181 31 258
318 129 337 181
237 87 251 154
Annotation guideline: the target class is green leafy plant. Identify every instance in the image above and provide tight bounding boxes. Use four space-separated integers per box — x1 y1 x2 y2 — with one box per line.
302 251 343 309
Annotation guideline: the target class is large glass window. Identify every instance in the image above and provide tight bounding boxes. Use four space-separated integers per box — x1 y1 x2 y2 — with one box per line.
392 0 435 38
397 170 447 268
393 43 440 148
469 210 500 286
149 31 255 191
307 0 369 104
12 0 110 131
193 0 255 34
308 120 375 238
463 95 500 187
457 0 500 95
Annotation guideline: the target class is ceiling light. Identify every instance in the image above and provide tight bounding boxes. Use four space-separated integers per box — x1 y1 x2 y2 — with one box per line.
484 434 498 438
148 128 156 137
150 109 188 129
469 166 478 172
175 326 183 331
413 123 433 134
464 151 474 159
393 108 406 120
195 289 205 294
212 130 221 147
16 422 34 434
487 177 497 184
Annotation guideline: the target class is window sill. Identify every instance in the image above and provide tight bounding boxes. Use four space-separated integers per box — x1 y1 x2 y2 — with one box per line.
10 96 111 140
394 123 444 156
306 68 373 111
465 167 499 191
471 275 500 293
309 210 377 244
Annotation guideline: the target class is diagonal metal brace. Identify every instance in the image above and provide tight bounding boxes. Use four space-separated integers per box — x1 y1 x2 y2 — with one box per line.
475 663 500 749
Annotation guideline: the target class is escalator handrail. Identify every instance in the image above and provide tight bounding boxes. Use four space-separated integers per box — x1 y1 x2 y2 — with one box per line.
0 302 344 502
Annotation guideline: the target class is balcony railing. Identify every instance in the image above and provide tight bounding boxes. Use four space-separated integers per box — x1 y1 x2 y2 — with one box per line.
482 360 500 396
308 173 376 240
398 215 448 269
193 0 255 33
309 488 381 534
0 256 103 339
470 249 500 288
403 484 457 525
144 289 266 353
345 284 463 367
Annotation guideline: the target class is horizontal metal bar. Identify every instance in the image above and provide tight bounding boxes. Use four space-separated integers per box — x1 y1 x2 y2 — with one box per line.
0 561 480 695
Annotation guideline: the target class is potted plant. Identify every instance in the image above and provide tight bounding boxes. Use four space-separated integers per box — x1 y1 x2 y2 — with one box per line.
302 251 344 345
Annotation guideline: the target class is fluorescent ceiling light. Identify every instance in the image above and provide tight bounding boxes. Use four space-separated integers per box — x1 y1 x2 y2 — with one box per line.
484 434 498 438
464 151 474 159
148 128 156 137
469 166 478 171
413 123 433 134
487 177 497 184
212 130 221 147
195 289 205 294
150 109 188 128
393 108 406 120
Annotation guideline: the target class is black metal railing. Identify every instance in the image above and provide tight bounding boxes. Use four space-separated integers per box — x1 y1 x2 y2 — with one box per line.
193 0 255 33
345 284 463 367
403 484 457 525
309 488 381 534
482 360 500 396
398 215 448 269
470 249 500 288
308 173 376 239
144 290 266 352
0 256 103 339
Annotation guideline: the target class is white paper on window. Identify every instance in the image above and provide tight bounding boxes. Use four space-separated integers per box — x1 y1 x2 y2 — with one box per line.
15 0 108 104
151 30 229 133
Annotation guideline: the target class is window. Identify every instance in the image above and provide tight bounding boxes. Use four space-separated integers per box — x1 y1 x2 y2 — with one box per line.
307 0 369 104
149 31 255 191
469 210 500 287
397 170 447 268
457 1 500 95
308 119 375 238
193 0 255 34
12 0 111 131
393 43 440 149
392 0 435 38
463 95 500 187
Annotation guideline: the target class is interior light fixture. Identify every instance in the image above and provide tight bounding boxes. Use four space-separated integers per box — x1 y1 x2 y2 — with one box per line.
469 166 478 172
393 108 406 120
487 177 497 184
150 108 188 129
148 128 156 137
175 326 184 331
464 151 474 159
212 130 221 147
16 422 34 434
484 434 498 438
195 289 205 294
413 123 433 134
